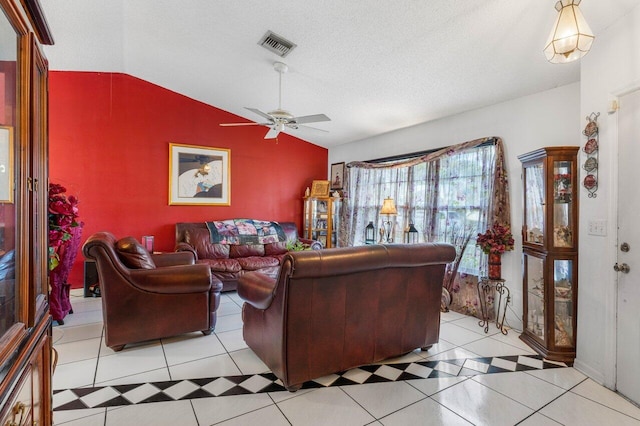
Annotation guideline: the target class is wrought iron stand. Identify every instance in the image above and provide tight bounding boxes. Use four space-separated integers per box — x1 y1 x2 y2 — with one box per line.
477 278 510 335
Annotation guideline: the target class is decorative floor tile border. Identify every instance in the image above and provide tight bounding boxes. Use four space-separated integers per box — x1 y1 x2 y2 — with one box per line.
53 354 567 411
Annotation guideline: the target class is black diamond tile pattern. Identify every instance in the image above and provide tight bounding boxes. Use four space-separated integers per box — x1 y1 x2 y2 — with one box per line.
53 354 567 411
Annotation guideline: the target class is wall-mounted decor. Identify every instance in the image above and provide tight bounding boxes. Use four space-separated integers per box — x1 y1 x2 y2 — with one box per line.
169 143 231 205
310 180 330 197
0 126 13 203
330 162 345 190
582 112 599 198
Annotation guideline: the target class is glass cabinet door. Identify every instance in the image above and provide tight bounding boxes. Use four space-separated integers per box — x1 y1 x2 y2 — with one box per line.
524 163 545 245
0 13 19 339
552 160 575 248
553 258 574 346
525 254 545 341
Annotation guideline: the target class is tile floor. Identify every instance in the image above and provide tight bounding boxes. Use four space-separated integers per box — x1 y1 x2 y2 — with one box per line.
51 289 640 425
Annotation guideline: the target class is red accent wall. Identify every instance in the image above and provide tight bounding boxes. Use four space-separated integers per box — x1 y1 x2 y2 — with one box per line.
49 71 328 288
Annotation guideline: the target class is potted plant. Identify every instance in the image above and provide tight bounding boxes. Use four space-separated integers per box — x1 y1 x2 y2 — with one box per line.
476 223 514 280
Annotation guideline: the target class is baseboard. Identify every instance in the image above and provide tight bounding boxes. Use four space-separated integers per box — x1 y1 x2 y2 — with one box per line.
573 358 610 389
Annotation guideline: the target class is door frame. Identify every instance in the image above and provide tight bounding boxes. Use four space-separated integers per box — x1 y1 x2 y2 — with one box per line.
604 80 640 390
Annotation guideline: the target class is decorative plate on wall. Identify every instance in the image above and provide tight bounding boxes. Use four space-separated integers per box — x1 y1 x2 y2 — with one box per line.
584 138 598 154
583 156 598 172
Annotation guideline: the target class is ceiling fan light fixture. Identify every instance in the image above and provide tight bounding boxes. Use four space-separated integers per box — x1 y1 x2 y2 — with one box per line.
544 0 594 64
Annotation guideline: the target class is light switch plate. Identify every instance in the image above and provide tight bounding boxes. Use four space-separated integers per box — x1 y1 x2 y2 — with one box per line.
588 220 607 236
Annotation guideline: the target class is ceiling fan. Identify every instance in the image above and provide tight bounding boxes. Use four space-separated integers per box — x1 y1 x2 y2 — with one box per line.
220 61 330 139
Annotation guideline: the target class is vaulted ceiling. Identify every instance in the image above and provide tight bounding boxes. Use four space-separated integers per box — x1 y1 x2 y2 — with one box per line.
41 0 640 147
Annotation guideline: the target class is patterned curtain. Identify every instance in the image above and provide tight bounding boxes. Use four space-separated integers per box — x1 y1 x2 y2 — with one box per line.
339 136 510 277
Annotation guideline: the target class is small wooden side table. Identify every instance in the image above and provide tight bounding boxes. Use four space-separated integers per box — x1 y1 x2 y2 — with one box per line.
477 278 510 335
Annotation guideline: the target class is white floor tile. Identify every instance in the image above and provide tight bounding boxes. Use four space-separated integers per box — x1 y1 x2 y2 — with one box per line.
94 343 167 383
191 394 274 425
410 376 469 397
426 347 480 361
571 379 640 420
421 339 457 357
66 297 102 314
216 328 248 352
441 310 468 322
229 348 269 375
517 412 563 425
214 312 244 332
54 309 103 328
488 330 538 354
168 352 241 381
53 407 106 425
375 348 425 365
105 400 199 426
161 331 227 366
217 301 242 317
216 404 290 425
95 367 170 387
341 381 425 419
277 387 375 426
525 367 587 390
541 391 640 426
439 323 486 346
472 371 566 410
56 337 102 365
461 337 537 358
431 377 533 425
379 397 473 425
53 358 98 390
451 315 502 336
54 323 104 345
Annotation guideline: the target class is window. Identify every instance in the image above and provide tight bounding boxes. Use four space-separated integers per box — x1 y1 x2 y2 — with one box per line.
341 137 507 277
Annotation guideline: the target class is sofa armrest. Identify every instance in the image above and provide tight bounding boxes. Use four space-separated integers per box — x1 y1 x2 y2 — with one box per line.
175 242 198 260
237 272 277 310
298 238 323 250
152 251 195 267
129 264 212 294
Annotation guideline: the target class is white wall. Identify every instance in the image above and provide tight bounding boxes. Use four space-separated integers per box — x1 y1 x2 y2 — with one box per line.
329 82 581 330
575 4 640 387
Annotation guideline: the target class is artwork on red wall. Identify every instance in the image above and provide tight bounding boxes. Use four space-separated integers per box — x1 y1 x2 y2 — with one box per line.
168 143 231 205
0 126 13 203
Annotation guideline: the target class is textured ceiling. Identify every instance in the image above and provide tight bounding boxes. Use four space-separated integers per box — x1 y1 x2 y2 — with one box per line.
41 0 640 148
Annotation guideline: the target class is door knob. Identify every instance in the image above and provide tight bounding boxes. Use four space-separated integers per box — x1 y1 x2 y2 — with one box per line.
613 263 630 273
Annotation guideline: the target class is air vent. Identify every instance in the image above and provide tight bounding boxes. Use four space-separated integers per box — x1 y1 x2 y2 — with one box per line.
258 31 297 58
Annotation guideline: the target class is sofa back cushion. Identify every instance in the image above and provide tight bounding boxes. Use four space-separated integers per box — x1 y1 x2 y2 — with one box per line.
115 237 156 269
264 241 288 256
229 244 265 258
184 228 230 260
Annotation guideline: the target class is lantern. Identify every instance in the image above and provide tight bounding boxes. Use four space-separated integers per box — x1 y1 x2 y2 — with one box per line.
365 221 376 245
404 224 419 244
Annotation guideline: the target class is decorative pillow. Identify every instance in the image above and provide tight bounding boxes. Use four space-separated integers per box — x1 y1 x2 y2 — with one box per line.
115 237 156 269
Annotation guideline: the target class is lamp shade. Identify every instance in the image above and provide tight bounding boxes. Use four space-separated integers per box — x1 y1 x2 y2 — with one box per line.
380 197 397 215
544 0 594 64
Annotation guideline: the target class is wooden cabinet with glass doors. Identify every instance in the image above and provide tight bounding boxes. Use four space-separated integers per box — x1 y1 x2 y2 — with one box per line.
518 147 579 364
303 196 341 248
0 0 54 423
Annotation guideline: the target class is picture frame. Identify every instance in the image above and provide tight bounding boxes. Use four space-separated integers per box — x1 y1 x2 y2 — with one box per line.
330 162 345 190
310 180 330 197
317 235 327 248
0 126 13 203
169 143 231 205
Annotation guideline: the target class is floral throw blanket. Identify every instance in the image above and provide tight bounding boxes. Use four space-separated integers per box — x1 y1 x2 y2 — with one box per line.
205 219 286 245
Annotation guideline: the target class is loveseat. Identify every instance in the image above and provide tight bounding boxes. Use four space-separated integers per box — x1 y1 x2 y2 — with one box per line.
175 221 320 292
237 243 456 391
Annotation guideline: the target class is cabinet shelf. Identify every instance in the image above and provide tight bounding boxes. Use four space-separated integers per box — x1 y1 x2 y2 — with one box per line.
304 196 342 248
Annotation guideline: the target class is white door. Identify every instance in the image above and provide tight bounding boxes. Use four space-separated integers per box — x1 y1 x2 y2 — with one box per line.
616 88 640 405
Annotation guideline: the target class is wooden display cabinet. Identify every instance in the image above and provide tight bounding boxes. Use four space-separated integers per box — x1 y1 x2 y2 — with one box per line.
518 146 579 363
303 196 341 248
0 0 54 423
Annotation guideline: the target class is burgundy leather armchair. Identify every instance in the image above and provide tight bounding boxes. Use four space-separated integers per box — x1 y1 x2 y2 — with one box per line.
82 232 222 351
238 243 456 391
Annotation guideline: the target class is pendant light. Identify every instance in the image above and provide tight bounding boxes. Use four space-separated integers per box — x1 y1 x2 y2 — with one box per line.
544 0 594 64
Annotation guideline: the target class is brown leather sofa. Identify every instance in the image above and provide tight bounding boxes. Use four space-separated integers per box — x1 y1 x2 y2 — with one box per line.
175 221 321 292
237 243 456 391
83 232 222 351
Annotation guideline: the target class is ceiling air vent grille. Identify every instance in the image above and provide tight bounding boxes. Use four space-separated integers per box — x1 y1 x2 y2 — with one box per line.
258 31 297 58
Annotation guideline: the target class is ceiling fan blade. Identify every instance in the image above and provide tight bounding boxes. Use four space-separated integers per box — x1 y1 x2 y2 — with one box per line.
264 127 281 139
245 107 274 122
293 114 331 125
299 124 329 133
219 122 270 127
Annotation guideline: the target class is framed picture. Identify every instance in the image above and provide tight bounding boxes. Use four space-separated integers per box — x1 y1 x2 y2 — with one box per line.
310 180 330 197
169 143 231 205
317 235 327 247
330 162 345 190
0 126 13 203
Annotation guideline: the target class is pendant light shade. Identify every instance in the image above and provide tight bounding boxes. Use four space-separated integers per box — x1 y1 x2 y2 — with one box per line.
544 0 594 64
